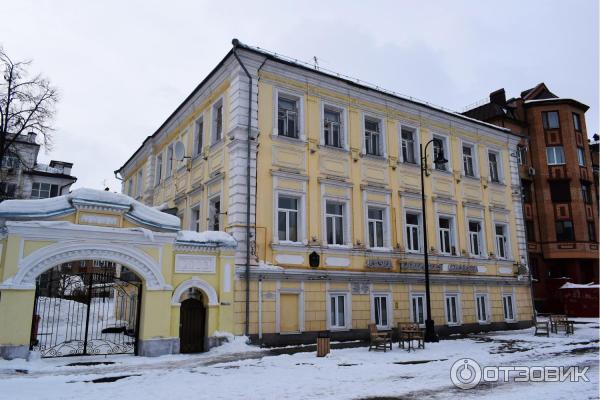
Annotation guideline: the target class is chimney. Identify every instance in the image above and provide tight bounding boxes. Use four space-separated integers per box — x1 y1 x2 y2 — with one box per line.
27 132 37 143
489 89 506 106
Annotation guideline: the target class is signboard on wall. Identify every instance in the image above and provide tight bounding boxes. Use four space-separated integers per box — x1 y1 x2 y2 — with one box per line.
175 254 216 274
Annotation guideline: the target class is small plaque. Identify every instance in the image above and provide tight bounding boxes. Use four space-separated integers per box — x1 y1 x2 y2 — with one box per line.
175 254 216 274
366 259 392 269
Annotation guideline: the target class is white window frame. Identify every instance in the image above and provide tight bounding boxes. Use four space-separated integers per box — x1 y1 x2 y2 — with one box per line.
487 149 504 183
194 116 204 157
322 196 352 248
136 169 143 197
371 293 392 330
461 141 478 178
31 182 59 199
410 293 427 327
165 144 174 178
276 194 302 244
444 293 461 326
321 101 348 150
546 146 565 166
189 203 202 232
502 294 516 322
273 88 305 141
362 113 387 158
475 293 490 324
127 179 133 196
467 219 485 258
155 154 163 186
364 203 391 251
577 147 585 166
494 223 510 260
327 292 351 330
404 210 423 253
432 133 451 172
208 195 221 231
211 98 224 145
399 124 420 164
437 214 456 256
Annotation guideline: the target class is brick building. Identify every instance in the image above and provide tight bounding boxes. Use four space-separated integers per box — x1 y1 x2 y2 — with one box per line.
464 83 599 314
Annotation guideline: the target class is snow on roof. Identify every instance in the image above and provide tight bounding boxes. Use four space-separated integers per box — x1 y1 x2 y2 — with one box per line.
33 163 63 174
0 188 180 230
560 282 599 289
176 230 237 248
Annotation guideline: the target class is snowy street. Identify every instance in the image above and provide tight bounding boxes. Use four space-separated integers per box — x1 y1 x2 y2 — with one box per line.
0 319 597 400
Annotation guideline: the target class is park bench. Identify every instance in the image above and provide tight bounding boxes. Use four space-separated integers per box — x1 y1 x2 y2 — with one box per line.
550 314 574 335
368 323 392 352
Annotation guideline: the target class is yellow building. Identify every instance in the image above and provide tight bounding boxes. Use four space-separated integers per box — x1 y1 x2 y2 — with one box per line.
116 40 533 345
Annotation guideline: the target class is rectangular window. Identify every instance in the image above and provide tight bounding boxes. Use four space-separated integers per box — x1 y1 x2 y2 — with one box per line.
194 118 204 156
546 146 565 165
462 145 475 177
127 179 133 196
323 106 343 148
438 216 454 255
166 144 174 178
209 197 221 231
542 111 560 129
433 137 448 171
190 205 201 232
588 221 596 242
367 207 385 248
373 295 389 328
31 182 59 199
401 127 417 164
495 224 508 259
468 220 483 256
277 196 299 242
573 113 581 132
522 181 533 203
445 295 459 325
555 220 574 242
136 170 143 197
488 151 500 182
526 220 535 242
476 294 488 323
329 294 346 328
411 294 426 325
278 96 299 138
0 182 16 198
550 181 571 203
325 201 345 245
516 145 528 166
577 148 585 166
364 117 382 156
582 183 592 204
502 294 515 321
405 212 421 253
155 154 163 185
213 101 223 143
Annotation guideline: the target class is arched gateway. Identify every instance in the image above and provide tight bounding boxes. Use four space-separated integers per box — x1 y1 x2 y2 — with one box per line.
0 189 236 359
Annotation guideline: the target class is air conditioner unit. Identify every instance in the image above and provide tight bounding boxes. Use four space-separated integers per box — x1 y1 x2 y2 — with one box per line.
528 167 536 177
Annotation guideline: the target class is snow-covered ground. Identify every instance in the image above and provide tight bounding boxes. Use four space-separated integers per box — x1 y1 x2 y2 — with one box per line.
0 319 598 400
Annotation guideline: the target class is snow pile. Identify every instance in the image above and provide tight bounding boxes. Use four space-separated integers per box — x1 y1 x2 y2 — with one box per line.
560 282 599 289
177 230 237 247
0 195 71 215
255 260 284 271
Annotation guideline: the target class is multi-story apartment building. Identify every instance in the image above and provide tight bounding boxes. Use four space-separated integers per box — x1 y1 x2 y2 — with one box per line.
0 132 77 201
117 40 533 345
464 83 599 314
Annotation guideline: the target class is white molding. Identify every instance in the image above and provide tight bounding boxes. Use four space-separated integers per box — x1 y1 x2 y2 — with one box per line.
320 100 349 150
171 277 219 306
273 87 306 141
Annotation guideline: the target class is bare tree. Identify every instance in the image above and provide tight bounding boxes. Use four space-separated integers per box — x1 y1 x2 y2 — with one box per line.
0 47 58 170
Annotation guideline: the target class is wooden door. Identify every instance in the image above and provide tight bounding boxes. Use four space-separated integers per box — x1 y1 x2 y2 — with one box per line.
180 298 205 353
280 293 299 333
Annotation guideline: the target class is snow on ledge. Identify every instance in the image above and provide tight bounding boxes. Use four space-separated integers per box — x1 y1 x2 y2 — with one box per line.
560 282 599 289
176 230 237 248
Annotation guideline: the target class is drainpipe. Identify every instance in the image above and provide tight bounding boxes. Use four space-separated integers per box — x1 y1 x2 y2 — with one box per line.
258 278 263 340
231 39 253 336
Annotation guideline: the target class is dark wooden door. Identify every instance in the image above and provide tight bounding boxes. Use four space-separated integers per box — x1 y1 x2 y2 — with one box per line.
180 298 205 353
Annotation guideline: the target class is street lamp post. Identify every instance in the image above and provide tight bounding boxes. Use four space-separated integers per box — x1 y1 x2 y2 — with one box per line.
420 138 447 343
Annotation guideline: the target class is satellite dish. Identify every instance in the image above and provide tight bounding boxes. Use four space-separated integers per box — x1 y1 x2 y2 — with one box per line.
174 141 186 162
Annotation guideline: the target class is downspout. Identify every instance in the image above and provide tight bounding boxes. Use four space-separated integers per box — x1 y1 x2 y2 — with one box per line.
231 39 253 336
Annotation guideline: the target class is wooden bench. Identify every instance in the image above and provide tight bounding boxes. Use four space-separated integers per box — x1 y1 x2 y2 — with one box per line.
550 315 574 335
397 322 425 351
368 323 392 352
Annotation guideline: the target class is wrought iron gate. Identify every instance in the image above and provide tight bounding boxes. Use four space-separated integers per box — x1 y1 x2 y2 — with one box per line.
30 264 142 357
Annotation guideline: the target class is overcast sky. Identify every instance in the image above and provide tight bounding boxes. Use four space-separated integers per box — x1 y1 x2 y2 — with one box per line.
1 0 598 191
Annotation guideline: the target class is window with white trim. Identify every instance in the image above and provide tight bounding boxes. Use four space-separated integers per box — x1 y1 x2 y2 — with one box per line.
136 170 143 197
155 154 162 185
277 195 299 242
495 224 508 259
438 216 455 255
445 294 460 325
476 294 489 323
462 144 476 177
323 105 343 148
577 147 585 166
211 100 223 144
433 135 449 171
209 197 221 231
502 294 515 321
542 111 559 129
411 294 426 325
127 179 133 196
488 150 501 183
546 146 565 165
364 116 382 156
405 212 422 253
166 144 174 178
468 220 483 257
325 201 345 245
278 95 299 139
31 182 59 199
194 117 204 156
190 204 201 232
329 294 347 329
367 206 385 248
401 126 417 164
373 294 390 329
